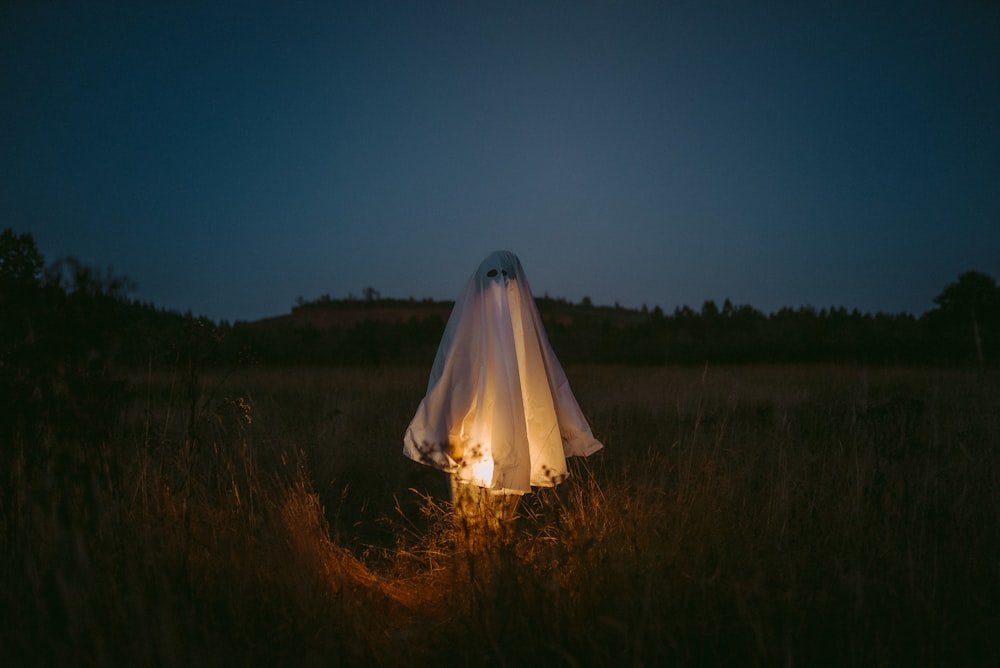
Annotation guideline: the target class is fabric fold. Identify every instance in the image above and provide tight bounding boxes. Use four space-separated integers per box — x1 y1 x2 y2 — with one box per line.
403 250 603 494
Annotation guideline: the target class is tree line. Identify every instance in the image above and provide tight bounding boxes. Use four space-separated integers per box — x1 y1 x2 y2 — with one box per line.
251 273 999 367
2 229 998 385
538 290 994 366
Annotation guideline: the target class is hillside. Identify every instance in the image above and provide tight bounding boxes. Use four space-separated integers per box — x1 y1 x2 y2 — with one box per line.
252 298 454 329
248 295 645 331
231 278 999 366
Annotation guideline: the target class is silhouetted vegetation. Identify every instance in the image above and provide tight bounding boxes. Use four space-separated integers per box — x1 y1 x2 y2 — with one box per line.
243 273 999 368
3 228 999 665
3 229 996 374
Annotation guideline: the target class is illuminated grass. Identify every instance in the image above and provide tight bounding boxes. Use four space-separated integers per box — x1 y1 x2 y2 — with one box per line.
2 365 998 665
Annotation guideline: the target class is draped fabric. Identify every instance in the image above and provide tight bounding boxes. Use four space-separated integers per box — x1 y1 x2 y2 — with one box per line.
403 251 603 494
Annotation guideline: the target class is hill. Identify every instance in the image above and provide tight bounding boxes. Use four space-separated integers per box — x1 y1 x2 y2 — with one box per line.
248 295 647 331
252 298 454 330
4 227 997 368
233 276 999 366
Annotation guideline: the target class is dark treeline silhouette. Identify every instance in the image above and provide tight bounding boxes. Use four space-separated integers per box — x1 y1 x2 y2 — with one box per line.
253 275 999 367
3 229 998 382
0 229 244 455
543 299 929 365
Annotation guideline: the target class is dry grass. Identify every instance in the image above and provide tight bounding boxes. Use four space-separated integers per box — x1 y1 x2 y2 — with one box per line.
2 364 998 666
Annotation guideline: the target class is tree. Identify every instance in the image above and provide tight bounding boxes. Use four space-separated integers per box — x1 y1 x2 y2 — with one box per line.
928 271 1000 364
0 229 45 372
1 230 138 454
0 228 43 290
933 271 999 316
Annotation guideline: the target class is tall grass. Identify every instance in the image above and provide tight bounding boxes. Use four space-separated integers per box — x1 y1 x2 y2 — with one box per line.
2 364 998 666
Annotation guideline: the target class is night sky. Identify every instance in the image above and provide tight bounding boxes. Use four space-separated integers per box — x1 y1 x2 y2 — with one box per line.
3 1 998 323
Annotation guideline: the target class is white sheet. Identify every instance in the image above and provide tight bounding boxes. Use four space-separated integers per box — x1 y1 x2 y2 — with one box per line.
403 251 603 494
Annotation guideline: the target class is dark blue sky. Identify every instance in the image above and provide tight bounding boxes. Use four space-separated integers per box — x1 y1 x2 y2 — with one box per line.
3 1 998 322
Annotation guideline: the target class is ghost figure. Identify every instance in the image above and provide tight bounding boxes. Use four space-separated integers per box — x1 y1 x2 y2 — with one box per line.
404 250 603 496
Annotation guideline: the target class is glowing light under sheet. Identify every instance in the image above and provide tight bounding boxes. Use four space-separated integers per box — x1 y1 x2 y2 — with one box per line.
403 250 603 494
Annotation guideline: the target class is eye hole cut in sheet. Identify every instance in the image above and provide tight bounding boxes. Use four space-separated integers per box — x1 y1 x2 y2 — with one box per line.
403 250 603 495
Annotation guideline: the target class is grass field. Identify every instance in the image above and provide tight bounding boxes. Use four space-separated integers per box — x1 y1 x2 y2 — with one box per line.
2 364 998 666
